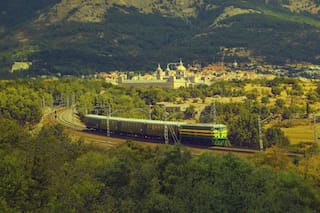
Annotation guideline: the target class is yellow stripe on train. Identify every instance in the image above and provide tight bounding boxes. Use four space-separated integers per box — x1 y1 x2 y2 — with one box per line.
179 129 215 133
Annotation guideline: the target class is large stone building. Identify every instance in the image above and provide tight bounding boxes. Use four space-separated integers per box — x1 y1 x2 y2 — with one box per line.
99 59 277 88
118 59 207 89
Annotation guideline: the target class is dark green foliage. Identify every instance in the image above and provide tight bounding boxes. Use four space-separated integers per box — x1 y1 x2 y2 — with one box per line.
1 122 320 212
316 83 320 96
0 117 27 149
266 77 298 87
0 84 43 125
27 125 84 211
275 98 285 108
246 89 258 100
0 0 60 29
0 124 87 212
228 112 260 147
281 107 292 119
271 86 282 96
276 171 320 212
184 105 196 119
290 82 304 96
261 96 270 104
264 127 289 147
306 91 319 103
0 149 31 211
151 105 165 120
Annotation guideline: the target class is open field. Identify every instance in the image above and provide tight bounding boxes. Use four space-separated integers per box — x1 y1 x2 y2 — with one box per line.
281 124 316 145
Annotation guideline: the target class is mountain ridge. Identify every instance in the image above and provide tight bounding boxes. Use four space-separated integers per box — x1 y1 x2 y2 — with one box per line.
0 0 319 76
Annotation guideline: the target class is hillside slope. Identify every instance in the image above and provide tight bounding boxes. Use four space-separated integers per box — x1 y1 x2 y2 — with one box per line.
0 0 319 76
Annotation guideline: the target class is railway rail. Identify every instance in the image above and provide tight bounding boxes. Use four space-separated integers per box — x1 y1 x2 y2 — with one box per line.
54 108 304 157
55 108 156 148
57 108 86 130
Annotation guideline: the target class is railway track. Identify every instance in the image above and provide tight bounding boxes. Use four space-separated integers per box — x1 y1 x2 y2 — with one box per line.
57 108 86 130
208 146 259 154
54 108 304 157
55 108 159 148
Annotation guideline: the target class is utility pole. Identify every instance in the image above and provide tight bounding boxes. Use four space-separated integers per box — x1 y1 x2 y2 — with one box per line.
258 115 263 151
65 94 68 108
41 96 45 114
258 114 277 151
84 103 88 115
72 94 75 127
164 124 169 144
149 105 152 120
41 96 45 108
106 101 111 137
313 113 317 144
164 109 169 144
211 101 216 124
60 94 64 106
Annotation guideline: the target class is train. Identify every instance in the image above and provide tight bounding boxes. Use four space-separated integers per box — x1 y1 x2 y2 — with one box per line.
83 114 229 146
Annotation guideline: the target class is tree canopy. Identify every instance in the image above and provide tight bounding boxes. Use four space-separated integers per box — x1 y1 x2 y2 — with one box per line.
0 122 320 212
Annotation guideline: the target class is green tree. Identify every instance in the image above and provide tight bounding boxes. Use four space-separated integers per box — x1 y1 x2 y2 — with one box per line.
306 91 319 103
315 83 320 96
276 171 320 212
275 98 285 108
27 125 82 211
0 150 31 212
290 83 303 96
151 105 164 120
0 86 42 125
246 89 258 100
51 151 105 212
271 86 282 96
281 107 292 120
184 105 196 119
264 127 289 147
0 117 27 149
261 96 270 104
228 112 259 147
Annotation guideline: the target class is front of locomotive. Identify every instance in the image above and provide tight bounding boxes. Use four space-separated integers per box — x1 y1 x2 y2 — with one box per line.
213 124 229 146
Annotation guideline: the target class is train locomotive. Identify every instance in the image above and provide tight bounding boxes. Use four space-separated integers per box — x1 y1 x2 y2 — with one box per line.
83 114 229 146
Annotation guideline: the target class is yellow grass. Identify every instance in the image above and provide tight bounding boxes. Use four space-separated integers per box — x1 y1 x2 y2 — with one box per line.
281 125 316 145
244 84 271 94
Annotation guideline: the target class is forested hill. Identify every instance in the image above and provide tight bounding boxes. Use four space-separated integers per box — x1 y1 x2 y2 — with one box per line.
0 0 320 76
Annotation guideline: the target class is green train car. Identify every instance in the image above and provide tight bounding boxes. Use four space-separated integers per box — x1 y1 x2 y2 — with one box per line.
179 123 229 146
84 114 185 141
83 114 229 146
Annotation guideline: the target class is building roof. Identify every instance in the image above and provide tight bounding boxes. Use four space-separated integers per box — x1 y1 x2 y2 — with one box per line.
156 64 163 72
176 59 186 72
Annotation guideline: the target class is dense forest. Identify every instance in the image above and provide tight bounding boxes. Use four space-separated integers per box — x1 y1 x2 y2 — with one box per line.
1 122 320 212
1 77 320 211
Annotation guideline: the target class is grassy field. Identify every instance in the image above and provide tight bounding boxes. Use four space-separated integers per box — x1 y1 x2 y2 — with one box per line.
281 125 316 145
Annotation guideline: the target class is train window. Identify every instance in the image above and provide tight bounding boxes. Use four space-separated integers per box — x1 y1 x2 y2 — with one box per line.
151 125 161 130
